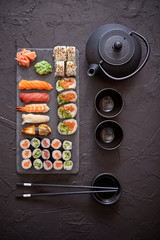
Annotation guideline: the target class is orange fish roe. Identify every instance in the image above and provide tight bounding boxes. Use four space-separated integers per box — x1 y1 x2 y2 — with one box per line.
64 121 75 132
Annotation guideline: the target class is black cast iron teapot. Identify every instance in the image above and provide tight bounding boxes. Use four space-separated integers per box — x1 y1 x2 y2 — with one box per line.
86 23 150 80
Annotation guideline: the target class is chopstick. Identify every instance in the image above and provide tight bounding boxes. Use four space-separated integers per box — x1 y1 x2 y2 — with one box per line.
16 182 119 190
16 189 118 198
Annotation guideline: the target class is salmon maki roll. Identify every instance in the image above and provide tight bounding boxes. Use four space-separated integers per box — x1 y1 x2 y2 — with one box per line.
19 93 50 103
58 103 77 119
56 78 76 92
57 90 77 105
51 139 62 149
57 119 77 135
21 159 32 169
19 80 53 91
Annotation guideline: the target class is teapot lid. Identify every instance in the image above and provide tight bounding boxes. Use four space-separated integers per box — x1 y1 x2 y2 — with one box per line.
99 30 135 65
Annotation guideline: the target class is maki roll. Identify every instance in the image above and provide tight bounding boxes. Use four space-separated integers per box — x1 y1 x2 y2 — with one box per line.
53 46 67 61
56 78 76 92
64 160 73 170
57 119 77 135
31 138 40 148
53 160 63 170
20 139 30 149
62 151 71 161
57 90 77 105
33 148 41 159
66 61 77 77
33 159 43 170
52 150 61 160
22 149 31 159
51 139 62 149
67 46 76 61
41 138 50 148
21 159 32 169
42 149 50 160
63 140 72 150
54 61 64 77
43 160 53 171
58 103 77 119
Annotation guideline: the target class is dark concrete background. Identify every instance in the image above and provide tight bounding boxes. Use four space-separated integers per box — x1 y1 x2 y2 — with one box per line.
0 0 160 239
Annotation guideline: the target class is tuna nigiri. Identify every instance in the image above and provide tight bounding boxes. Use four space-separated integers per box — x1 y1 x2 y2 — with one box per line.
19 93 50 103
21 124 52 135
17 104 50 113
19 80 53 91
22 114 50 125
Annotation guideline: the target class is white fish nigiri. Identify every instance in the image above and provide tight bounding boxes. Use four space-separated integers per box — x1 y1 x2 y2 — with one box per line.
22 114 50 125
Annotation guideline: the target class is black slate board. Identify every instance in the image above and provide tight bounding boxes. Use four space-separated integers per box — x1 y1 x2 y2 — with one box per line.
16 48 79 174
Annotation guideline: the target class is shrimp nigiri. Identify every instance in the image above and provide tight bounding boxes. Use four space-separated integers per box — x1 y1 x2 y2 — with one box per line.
17 104 50 113
19 80 53 91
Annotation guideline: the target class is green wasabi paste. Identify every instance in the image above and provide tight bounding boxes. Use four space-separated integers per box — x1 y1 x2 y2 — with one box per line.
34 60 52 75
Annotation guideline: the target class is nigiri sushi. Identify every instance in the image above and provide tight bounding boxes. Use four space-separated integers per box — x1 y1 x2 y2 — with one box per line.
22 114 50 125
21 124 52 136
56 78 76 92
19 80 53 91
57 90 77 105
17 104 50 113
19 93 50 103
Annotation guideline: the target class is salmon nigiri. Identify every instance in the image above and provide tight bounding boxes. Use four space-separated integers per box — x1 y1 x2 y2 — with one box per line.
17 104 50 113
19 80 53 91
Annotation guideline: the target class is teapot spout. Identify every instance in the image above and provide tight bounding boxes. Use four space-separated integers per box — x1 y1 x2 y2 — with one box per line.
87 64 99 76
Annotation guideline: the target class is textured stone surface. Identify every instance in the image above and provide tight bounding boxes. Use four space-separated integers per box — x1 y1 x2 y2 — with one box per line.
0 0 160 239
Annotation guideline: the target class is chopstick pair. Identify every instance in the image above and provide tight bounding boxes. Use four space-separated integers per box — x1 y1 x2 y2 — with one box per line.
16 182 118 198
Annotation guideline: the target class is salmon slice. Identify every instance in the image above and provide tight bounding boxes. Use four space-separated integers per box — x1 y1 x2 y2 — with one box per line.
19 80 53 91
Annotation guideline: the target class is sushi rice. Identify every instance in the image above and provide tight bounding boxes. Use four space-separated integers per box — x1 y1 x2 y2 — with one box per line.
43 160 53 170
63 140 72 150
31 138 40 148
62 150 71 161
20 139 30 149
53 160 63 170
33 148 41 159
64 160 73 170
21 159 32 169
52 150 62 160
33 159 43 170
22 149 31 159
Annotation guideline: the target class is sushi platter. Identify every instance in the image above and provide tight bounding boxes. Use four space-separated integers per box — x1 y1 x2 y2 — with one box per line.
16 48 79 174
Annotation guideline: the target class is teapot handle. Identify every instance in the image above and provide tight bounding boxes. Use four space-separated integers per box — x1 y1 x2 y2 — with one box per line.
99 31 150 80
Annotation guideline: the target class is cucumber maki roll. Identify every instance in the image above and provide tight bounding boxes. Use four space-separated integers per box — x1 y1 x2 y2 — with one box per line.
33 159 43 170
64 160 73 170
33 148 41 159
62 150 71 161
63 140 72 150
31 138 40 148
